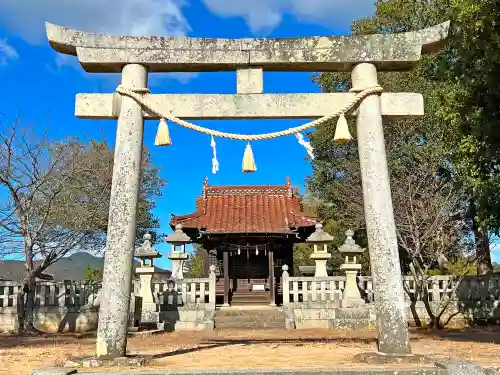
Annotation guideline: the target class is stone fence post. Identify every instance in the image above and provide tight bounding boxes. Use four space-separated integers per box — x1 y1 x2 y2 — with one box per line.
208 265 216 309
282 265 290 306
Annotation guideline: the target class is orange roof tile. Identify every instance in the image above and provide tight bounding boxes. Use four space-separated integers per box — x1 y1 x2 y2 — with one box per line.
170 178 317 234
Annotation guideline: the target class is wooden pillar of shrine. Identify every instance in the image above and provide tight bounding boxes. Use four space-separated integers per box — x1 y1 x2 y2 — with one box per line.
202 249 209 277
268 244 276 306
223 247 230 307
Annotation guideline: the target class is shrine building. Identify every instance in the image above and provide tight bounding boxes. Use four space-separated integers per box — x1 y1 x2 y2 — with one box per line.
170 177 317 306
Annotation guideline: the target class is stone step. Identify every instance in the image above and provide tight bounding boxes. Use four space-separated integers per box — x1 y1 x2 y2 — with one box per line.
231 297 270 304
215 315 283 323
231 292 269 297
231 301 271 306
215 320 285 330
215 311 283 321
215 307 282 314
214 308 285 329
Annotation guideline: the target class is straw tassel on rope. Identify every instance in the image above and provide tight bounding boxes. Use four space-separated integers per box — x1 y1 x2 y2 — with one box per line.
242 143 257 173
334 113 353 143
155 118 172 146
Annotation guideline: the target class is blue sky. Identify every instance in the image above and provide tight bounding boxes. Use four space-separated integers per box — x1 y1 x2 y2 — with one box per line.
1 0 497 269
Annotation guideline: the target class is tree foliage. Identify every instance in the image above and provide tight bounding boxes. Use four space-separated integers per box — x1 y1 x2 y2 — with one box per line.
0 114 165 332
185 244 205 278
304 0 500 327
83 266 103 283
294 189 371 275
309 0 500 279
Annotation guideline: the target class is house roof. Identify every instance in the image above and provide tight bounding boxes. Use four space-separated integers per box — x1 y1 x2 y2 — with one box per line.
170 178 317 234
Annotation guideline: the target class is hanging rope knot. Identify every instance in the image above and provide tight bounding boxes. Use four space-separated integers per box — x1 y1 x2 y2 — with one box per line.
117 85 151 95
349 85 383 93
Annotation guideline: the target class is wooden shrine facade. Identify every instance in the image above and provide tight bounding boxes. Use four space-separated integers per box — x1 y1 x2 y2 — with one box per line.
170 178 317 306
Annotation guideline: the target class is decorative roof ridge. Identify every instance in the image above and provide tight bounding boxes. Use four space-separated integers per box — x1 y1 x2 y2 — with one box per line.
201 177 294 198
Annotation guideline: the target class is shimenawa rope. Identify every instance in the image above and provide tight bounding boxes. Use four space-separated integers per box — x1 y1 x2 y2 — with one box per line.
115 85 383 141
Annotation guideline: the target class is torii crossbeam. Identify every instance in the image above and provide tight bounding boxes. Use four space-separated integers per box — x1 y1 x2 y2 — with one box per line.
45 21 450 360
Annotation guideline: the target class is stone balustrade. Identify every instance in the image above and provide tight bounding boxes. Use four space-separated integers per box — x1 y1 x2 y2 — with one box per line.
279 273 500 306
2 274 499 311
0 280 103 333
0 280 101 309
152 276 216 309
282 275 345 304
148 266 217 331
2 271 500 332
0 270 218 333
280 269 500 329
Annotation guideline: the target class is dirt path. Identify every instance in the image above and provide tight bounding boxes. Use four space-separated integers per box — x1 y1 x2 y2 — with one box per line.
1 328 499 375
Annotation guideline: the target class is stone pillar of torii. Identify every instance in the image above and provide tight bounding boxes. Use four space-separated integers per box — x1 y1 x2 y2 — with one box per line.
45 21 450 358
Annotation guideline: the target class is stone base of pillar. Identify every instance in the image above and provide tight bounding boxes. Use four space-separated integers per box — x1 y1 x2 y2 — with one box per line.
60 355 150 369
354 352 434 365
340 264 363 307
140 304 159 324
340 298 366 308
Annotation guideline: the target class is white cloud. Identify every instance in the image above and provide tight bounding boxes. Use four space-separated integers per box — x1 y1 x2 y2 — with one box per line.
202 0 376 34
0 0 191 82
0 37 19 66
0 0 190 43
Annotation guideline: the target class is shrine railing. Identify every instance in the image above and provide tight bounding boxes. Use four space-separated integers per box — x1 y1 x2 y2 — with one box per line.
282 275 345 304
150 266 217 309
0 280 101 310
281 266 500 306
1 271 498 310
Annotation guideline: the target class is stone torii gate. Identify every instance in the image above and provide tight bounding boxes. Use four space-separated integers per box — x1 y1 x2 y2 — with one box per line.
45 21 450 359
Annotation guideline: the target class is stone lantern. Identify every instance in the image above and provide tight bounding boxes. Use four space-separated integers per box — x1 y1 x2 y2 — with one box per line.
166 224 190 280
134 233 161 323
306 222 333 277
338 229 365 308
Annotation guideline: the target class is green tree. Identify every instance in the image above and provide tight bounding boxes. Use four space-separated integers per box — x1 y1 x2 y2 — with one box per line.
0 114 165 333
185 244 205 278
311 0 500 276
307 0 500 327
294 189 370 275
83 266 103 282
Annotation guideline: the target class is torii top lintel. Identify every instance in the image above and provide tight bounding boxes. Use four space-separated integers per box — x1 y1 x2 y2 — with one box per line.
45 22 450 74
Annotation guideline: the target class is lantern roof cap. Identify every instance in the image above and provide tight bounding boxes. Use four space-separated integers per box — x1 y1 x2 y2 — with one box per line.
306 222 334 243
166 224 191 245
134 233 161 258
338 229 365 253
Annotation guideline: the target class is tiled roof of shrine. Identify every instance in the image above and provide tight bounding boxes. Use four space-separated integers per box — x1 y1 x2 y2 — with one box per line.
170 178 317 234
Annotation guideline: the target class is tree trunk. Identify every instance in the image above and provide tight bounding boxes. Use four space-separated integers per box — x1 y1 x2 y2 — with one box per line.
470 201 493 275
17 277 39 334
475 228 492 275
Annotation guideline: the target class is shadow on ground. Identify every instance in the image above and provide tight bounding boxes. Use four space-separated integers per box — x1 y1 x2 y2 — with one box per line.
415 326 500 344
150 337 382 359
1 326 499 354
